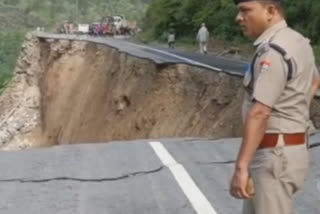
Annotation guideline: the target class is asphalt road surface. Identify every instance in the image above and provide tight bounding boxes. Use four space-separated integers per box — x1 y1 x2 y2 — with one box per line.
0 136 319 214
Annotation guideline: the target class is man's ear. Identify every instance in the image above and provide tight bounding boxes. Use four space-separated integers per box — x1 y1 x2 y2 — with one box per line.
266 4 277 21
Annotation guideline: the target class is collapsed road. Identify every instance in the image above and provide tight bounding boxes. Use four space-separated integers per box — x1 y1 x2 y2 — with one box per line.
35 32 248 76
0 33 319 213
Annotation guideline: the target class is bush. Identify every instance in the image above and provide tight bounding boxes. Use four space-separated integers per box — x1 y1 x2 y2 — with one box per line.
143 0 241 42
0 30 26 93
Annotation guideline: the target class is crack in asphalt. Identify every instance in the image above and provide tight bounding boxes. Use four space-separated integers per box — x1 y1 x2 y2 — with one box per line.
0 166 164 183
309 142 320 149
194 143 320 166
0 160 238 184
1 143 319 183
195 160 235 165
0 142 318 184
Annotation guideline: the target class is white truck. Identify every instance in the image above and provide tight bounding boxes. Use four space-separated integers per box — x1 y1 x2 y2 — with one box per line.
77 24 90 34
113 15 130 35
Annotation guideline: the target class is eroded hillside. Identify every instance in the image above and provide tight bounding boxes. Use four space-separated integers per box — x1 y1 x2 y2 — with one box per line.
1 34 319 150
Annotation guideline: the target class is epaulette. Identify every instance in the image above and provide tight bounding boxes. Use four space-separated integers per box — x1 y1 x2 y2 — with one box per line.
251 42 293 81
268 43 293 81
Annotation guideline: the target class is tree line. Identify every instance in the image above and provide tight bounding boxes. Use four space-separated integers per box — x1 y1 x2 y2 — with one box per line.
0 0 150 25
142 0 320 47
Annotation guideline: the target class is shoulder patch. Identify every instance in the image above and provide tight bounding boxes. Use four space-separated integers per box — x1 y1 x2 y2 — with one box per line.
260 60 271 66
260 60 271 72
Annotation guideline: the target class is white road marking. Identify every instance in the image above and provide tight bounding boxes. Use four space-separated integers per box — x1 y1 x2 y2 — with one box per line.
149 141 218 214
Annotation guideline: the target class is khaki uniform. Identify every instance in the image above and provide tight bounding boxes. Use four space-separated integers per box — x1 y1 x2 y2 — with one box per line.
242 20 318 214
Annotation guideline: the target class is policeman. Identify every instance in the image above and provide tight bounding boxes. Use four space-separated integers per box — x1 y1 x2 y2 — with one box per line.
230 0 320 214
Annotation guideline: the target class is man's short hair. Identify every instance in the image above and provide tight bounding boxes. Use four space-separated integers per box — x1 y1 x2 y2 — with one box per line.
234 0 284 15
234 0 283 4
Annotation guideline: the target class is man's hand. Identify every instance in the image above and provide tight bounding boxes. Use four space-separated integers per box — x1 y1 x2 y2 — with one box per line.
230 168 251 199
230 101 271 200
310 74 320 101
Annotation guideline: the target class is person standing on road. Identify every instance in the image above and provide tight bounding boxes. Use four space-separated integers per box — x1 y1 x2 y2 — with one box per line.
230 1 320 214
196 23 209 54
168 28 176 49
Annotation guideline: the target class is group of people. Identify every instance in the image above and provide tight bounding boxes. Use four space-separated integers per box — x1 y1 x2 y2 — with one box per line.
57 22 75 34
167 23 209 54
92 23 115 36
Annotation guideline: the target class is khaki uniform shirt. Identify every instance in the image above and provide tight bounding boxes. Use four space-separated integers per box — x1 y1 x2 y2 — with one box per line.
242 20 319 133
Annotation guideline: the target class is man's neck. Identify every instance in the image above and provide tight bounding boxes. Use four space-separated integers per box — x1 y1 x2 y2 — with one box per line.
263 17 284 33
253 18 287 46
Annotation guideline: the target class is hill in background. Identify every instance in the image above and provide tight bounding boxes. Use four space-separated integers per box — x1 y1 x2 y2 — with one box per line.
0 4 42 92
0 0 152 92
0 0 151 27
0 4 42 30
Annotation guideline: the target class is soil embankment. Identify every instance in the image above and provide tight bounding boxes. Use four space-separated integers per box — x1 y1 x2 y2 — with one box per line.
0 34 319 150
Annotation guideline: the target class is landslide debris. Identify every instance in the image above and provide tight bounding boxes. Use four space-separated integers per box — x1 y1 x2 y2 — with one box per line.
0 34 319 150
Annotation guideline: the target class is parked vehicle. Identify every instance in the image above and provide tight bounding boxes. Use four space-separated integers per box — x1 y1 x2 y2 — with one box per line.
56 15 138 37
77 24 90 34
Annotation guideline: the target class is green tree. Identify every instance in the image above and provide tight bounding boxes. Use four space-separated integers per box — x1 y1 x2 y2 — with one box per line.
143 0 320 46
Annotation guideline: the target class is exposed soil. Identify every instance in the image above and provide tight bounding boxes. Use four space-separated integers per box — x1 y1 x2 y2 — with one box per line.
38 38 243 146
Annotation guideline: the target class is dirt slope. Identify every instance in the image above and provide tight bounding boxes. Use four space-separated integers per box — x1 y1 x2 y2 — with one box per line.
1 34 319 150
38 39 243 146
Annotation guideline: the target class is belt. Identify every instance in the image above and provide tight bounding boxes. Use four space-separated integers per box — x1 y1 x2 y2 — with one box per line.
258 133 305 149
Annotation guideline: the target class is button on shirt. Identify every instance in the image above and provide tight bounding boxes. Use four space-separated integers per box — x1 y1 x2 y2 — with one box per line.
242 20 319 133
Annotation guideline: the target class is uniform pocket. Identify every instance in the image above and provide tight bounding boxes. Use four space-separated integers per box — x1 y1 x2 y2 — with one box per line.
271 148 287 179
283 146 310 194
249 148 286 180
249 150 274 173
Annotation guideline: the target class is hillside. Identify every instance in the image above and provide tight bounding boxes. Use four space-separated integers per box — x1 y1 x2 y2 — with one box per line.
0 0 151 25
0 5 42 93
0 5 42 30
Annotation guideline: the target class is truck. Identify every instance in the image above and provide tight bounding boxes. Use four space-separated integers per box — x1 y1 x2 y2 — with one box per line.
112 15 137 35
83 15 138 37
77 24 90 34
